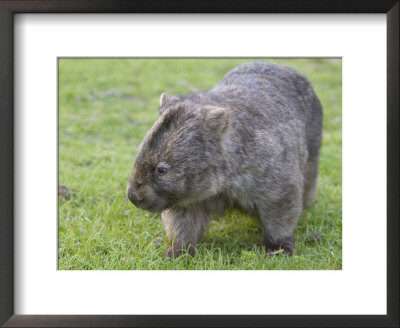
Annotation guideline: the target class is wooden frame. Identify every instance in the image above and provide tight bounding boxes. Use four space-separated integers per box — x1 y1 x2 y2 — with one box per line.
0 1 398 327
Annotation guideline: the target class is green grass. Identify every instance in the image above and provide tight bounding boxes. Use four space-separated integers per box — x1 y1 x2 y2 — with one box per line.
58 58 342 270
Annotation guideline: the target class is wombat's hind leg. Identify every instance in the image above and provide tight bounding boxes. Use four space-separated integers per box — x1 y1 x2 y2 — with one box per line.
259 188 302 256
161 206 209 258
263 234 295 256
302 155 319 209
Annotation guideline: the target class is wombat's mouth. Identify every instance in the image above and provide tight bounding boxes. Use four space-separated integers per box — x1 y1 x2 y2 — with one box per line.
137 202 169 213
129 197 170 213
140 203 160 213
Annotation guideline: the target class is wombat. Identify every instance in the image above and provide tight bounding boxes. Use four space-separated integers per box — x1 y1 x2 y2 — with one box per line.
127 61 322 258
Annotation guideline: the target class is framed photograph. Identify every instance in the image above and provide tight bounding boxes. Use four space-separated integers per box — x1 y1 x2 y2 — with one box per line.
1 1 398 327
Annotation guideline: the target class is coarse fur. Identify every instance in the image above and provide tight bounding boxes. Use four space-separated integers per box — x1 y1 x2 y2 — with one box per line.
127 61 322 257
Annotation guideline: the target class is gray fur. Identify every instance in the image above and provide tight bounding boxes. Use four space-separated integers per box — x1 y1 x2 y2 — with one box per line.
127 61 322 257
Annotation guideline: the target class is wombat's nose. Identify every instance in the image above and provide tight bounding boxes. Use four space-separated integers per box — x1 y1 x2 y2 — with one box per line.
127 187 141 205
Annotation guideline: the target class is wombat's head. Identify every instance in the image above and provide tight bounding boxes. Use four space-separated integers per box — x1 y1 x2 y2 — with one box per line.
127 92 230 212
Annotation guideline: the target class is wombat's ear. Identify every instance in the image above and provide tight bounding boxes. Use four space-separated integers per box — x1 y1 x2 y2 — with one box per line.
204 105 231 133
158 92 178 116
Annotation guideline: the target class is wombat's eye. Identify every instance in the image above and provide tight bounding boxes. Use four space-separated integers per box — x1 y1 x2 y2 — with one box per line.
157 167 167 174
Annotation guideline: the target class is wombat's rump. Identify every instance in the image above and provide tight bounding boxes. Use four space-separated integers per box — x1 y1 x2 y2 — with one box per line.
127 61 322 257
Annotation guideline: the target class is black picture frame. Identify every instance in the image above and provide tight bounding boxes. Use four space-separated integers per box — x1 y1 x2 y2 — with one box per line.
0 1 398 327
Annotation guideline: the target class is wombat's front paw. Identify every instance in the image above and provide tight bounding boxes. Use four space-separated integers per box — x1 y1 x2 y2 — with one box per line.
163 244 195 259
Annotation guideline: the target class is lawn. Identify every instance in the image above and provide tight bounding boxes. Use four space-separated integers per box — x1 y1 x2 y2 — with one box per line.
58 58 342 270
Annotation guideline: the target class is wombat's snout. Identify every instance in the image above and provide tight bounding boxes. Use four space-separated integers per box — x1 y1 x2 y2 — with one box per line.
126 178 169 213
127 186 141 206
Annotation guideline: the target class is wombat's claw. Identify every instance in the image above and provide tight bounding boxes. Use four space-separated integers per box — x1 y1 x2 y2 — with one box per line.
268 248 285 255
162 245 195 259
162 247 177 259
162 248 181 259
265 245 295 256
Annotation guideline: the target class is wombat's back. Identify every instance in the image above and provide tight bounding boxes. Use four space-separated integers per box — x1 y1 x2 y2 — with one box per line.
213 61 322 162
